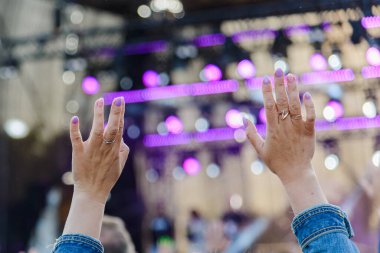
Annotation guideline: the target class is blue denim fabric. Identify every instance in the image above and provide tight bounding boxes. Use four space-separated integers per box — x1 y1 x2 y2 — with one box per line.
52 234 104 253
292 204 359 252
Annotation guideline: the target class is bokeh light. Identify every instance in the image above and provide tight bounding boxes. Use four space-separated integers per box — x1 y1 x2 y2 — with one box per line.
237 59 256 79
82 76 100 95
362 100 377 118
323 100 344 122
183 157 201 176
225 109 244 128
310 53 328 71
4 119 30 139
143 70 160 88
206 163 221 178
165 116 184 134
202 64 222 81
366 47 380 66
324 154 340 170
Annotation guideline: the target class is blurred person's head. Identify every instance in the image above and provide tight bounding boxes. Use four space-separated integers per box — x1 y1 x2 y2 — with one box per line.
100 215 136 253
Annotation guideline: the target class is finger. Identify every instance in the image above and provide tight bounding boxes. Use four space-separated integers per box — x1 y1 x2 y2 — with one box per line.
286 74 302 122
70 116 84 152
89 98 105 144
119 141 130 168
244 118 265 155
262 76 277 126
303 92 316 135
115 99 125 144
274 68 289 111
104 97 123 144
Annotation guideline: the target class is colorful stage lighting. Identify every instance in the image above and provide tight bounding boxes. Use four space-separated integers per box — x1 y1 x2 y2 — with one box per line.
165 116 184 134
183 157 201 176
225 109 244 128
237 59 256 79
323 101 344 122
310 53 328 71
142 70 160 88
366 47 380 66
202 64 222 82
82 76 100 95
361 16 380 29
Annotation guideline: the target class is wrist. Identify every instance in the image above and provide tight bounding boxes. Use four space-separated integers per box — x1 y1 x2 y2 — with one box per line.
73 187 109 205
277 163 314 185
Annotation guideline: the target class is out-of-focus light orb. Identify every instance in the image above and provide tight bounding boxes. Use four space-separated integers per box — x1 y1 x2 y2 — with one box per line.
4 118 30 139
202 64 222 82
310 53 328 71
183 157 201 176
328 54 342 70
241 112 256 125
326 84 343 100
225 109 243 128
82 76 100 95
274 59 288 73
159 72 170 86
62 171 74 185
323 101 344 122
146 168 159 183
195 118 209 132
142 70 160 88
251 160 264 175
249 90 264 104
151 0 167 12
165 116 184 134
234 129 247 143
230 194 243 210
137 5 152 18
206 163 221 178
172 166 186 181
70 10 84 24
66 100 80 114
362 100 377 118
324 154 339 170
366 47 380 66
259 107 267 124
127 125 141 139
120 77 133 90
372 150 380 167
157 122 168 135
62 71 75 85
168 0 183 13
65 33 79 54
237 59 256 79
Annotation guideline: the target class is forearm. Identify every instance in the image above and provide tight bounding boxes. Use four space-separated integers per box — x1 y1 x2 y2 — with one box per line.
63 191 106 239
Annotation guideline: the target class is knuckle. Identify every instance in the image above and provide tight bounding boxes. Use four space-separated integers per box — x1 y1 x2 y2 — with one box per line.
276 97 288 106
290 103 300 112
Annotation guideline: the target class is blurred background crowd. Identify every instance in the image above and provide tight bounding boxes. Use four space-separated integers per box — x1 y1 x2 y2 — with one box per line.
1 0 380 252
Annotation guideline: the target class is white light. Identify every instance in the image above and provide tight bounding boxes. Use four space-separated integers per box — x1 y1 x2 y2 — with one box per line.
4 119 30 139
127 125 141 139
372 151 380 167
362 100 377 118
66 100 80 114
62 171 74 185
250 160 264 175
70 10 84 24
146 169 159 183
0 66 18 79
157 122 168 135
234 129 247 143
137 5 152 18
195 118 209 132
159 72 170 86
323 106 336 122
206 163 220 178
328 54 342 70
151 0 168 11
274 59 288 73
230 194 243 210
168 0 183 13
62 71 75 85
172 166 186 181
324 154 339 170
65 34 79 54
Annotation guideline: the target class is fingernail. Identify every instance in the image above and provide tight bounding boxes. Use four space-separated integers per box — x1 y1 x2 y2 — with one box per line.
263 76 270 85
115 97 122 106
275 68 283 77
97 98 104 107
243 117 248 128
72 116 79 124
304 92 311 100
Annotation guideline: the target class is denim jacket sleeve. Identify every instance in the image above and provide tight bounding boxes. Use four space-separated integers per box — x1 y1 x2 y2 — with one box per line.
52 234 104 253
291 204 359 253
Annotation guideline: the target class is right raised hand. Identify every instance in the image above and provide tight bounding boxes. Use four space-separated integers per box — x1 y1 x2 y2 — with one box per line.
69 97 129 204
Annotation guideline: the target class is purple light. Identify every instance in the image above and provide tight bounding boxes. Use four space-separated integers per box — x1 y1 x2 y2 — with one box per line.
183 158 201 176
82 76 100 95
203 64 223 81
237 60 256 79
300 69 355 85
285 24 311 37
193 33 226 47
165 116 184 134
225 109 243 128
232 29 277 43
124 40 168 55
142 70 160 88
144 133 192 147
361 16 380 29
366 47 380 66
104 80 239 105
325 100 344 120
259 107 267 124
362 66 380 79
310 53 328 71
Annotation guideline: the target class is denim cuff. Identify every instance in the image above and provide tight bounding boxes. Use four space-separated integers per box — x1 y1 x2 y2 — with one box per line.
53 233 104 253
291 204 354 250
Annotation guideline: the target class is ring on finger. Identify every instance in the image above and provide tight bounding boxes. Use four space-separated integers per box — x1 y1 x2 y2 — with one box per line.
103 137 116 144
278 109 290 120
290 114 302 120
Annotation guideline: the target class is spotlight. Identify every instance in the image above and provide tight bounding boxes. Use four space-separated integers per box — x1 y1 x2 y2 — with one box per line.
70 9 84 24
142 70 160 88
237 59 256 79
195 117 210 132
201 64 222 82
362 99 377 118
225 109 243 128
62 171 74 185
366 47 380 66
324 154 340 170
82 76 100 95
159 72 170 86
65 33 79 55
328 54 342 70
233 129 247 143
323 100 344 122
251 160 264 175
165 116 184 134
137 5 152 18
206 163 221 178
183 157 201 176
4 118 30 139
310 53 328 71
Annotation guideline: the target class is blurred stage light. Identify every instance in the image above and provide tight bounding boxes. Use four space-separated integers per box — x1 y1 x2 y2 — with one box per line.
0 66 18 80
146 168 159 183
328 54 342 70
230 194 243 210
251 160 264 175
323 101 344 122
62 171 74 185
143 70 160 88
168 0 183 13
362 99 377 118
300 69 355 85
201 64 222 82
127 124 141 139
372 150 380 167
234 129 246 143
237 59 256 79
172 166 186 181
165 116 184 134
82 76 100 95
70 9 84 24
120 77 133 90
274 59 288 73
62 71 75 85
326 84 343 100
310 53 328 71
259 107 267 124
324 154 339 170
206 163 221 178
175 45 198 59
137 5 152 18
159 72 170 86
225 109 243 128
366 47 380 66
194 34 226 48
195 117 209 132
362 16 380 29
183 157 201 176
66 100 80 114
157 122 169 135
65 33 79 55
4 118 30 139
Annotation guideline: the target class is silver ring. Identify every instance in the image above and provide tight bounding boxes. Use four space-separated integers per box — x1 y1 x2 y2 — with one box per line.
278 109 290 120
103 137 116 144
291 114 302 120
